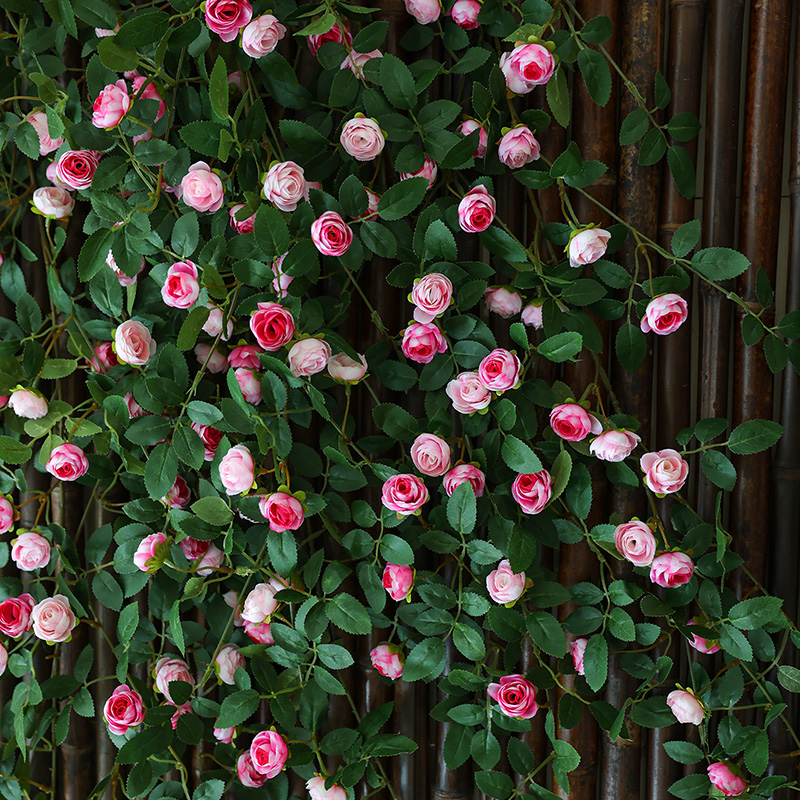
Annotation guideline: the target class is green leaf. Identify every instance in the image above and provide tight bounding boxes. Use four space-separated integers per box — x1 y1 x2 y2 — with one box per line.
619 108 649 145
78 228 115 281
728 596 783 630
663 741 704 765
580 16 613 44
654 70 672 109
577 49 611 106
326 593 372 635
216 689 260 727
501 435 542 473
471 728 501 770
537 332 582 362
179 121 225 157
144 442 178 501
475 770 514 799
615 324 647 371
177 306 211 351
546 67 570 128
193 779 225 800
14 120 40 159
209 55 229 121
380 534 414 566
453 622 485 660
353 20 388 51
583 634 607 692
671 219 701 257
169 598 185 656
778 665 800 693
447 481 476 535
372 402 419 440
479 226 528 263
667 112 702 142
191 496 233 526
98 37 139 72
719 624 753 661
402 637 445 682
380 53 418 110
691 247 750 281
378 177 429 221
630 696 674 727
638 128 667 166
728 419 783 454
92 571 123 612
116 726 173 764
116 11 169 46
668 775 711 800
745 729 769 777
526 611 566 657
117 603 139 643
171 212 199 257
667 145 696 199
701 450 737 492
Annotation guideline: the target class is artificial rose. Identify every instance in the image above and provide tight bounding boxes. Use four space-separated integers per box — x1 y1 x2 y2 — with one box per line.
11 531 51 571
328 352 368 383
288 338 332 377
458 119 488 158
487 675 538 718
370 644 404 680
259 492 305 532
104 685 146 735
0 496 14 534
133 532 168 572
250 302 295 351
450 0 481 28
191 423 223 461
404 0 440 24
92 80 130 128
521 303 544 329
31 595 76 643
235 367 262 404
31 187 75 219
0 594 34 637
242 582 280 624
229 344 265 369
107 249 144 286
458 184 496 233
484 286 523 318
154 656 194 703
571 638 587 676
180 161 224 213
667 689 705 725
307 777 348 800
687 620 721 654
162 261 200 309
26 111 65 155
512 471 552 515
308 22 352 55
245 620 275 644
640 293 689 335
549 403 603 442
590 429 641 462
114 320 156 366
486 559 526 605
498 126 541 169
707 764 747 797
214 726 236 744
568 227 611 268
341 116 385 161
46 443 89 482
88 342 119 373
204 0 252 42
382 474 429 516
237 752 267 788
56 149 100 189
410 273 454 323
179 536 209 562
341 48 384 78
500 43 555 93
229 204 256 233
202 303 233 340
271 253 292 297
401 322 448 364
219 445 255 495
241 14 286 57
650 552 695 588
478 348 521 392
9 389 48 419
250 730 288 777
443 464 486 497
194 343 228 373
640 449 689 494
400 155 438 189
410 433 451 477
446 371 492 414
163 475 190 509
311 211 353 256
262 160 306 211
215 644 245 685
613 521 657 567
383 563 415 601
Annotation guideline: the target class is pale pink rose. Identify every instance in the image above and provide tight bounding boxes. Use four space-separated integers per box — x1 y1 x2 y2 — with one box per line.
370 644 404 680
521 304 543 329
133 532 168 572
46 160 69 188
0 642 8 676
204 0 253 42
340 116 385 162
197 544 224 576
114 320 156 366
0 497 14 534
235 367 263 404
667 689 705 725
498 126 541 169
640 293 689 335
241 582 280 625
640 449 689 494
88 342 119 373
31 595 76 643
512 471 552 515
229 204 256 234
308 22 352 56
238 752 267 787
227 70 244 91
262 160 306 212
131 75 166 121
411 273 453 323
163 475 190 509
382 474 429 516
26 111 65 155
458 184 495 233
500 43 555 94
9 389 48 419
487 674 538 718
259 492 305 532
341 50 383 79
687 620 720 654
11 531 51 571
107 249 145 286
404 0 440 24
486 559 526 604
190 423 222 461
410 433 451 477
154 656 194 703
311 211 353 256
443 464 486 497
250 302 295 351
202 304 233 340
241 14 286 57
92 80 130 129
215 644 245 685
650 552 694 588
707 764 747 797
450 0 480 28
328 352 368 382
613 521 657 567
95 25 118 36
446 371 492 414
162 261 200 309
31 187 74 219
229 344 265 369
104 685 146 735
478 348 521 392
383 563 414 600
195 343 228 374
125 392 147 419
271 253 292 298
400 155 438 189
570 638 587 676
245 620 275 644
307 776 348 800
568 227 611 268
250 730 288 777
46 443 88 482
56 150 100 190
180 161 224 213
400 322 448 364
224 590 245 627
549 403 603 442
589 429 641 462
288 338 332 377
457 119 488 159
219 445 254 495
214 725 236 743
0 594 34 638
484 286 523 318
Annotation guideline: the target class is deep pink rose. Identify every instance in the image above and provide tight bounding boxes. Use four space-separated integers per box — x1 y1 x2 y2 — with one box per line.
401 322 448 364
450 0 480 28
487 674 538 718
613 521 657 567
88 342 119 373
238 752 267 787
235 367 262 404
687 620 721 654
215 644 245 685
382 474 429 516
410 433 451 477
667 689 705 725
311 211 353 256
0 594 34 637
383 563 415 601
250 730 288 777
9 389 47 419
262 160 306 212
154 656 194 703
308 22 352 56
288 338 332 377
458 184 496 233
400 155 438 189
133 532 168 572
640 449 689 494
411 273 453 323
229 204 256 233
259 492 305 532
250 302 295 351
443 464 486 497
404 0 440 24
191 423 223 461
521 303 544 329
162 475 190 509
242 582 280 625
0 497 14 534
26 111 65 155
245 620 275 644
458 119 487 157
104 685 146 735
484 286 523 318
162 261 200 309
204 0 252 42
92 80 129 129
486 559 526 604
650 552 695 588
341 49 383 79
446 371 491 414
179 536 209 562
478 348 521 392
219 445 254 495
56 150 100 189
569 228 611 268
370 644 405 680
590 429 641 462
32 187 74 219
180 161 224 213
229 344 265 369
498 125 541 169
500 43 555 93
241 14 286 57
327 352 368 383
11 531 51 571
549 403 603 441
195 343 228 374
641 293 689 335
46 443 88 482
707 764 747 797
571 638 587 675
512 471 552 515
341 116 385 161
31 595 76 643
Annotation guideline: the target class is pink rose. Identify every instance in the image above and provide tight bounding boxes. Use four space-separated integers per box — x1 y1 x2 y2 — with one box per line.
370 644 404 680
568 227 611 268
228 70 244 91
486 559 526 604
88 342 119 373
450 0 481 29
215 644 245 685
500 43 555 94
411 273 453 323
235 367 262 404
11 531 51 571
46 443 89 482
521 303 544 329
400 322 448 364
446 371 492 414
311 211 353 257
195 343 228 373
196 545 224 576
307 779 347 800
589 429 641 462
179 536 209 562
640 293 689 335
229 204 256 234
271 253 292 298
382 474 429 516
458 184 496 233
549 403 603 442
163 475 190 509
0 497 14 534
242 582 280 624
404 0 440 24
245 620 274 644
9 389 48 419
400 155 437 189
202 303 233 340
131 75 166 121
410 433 451 477
224 590 245 626
0 594 34 637
613 521 657 567
180 161 224 213
229 344 265 369
125 393 147 420
457 119 488 158
26 111 65 155
56 150 100 190
383 563 414 601
0 396 6 409
308 22 352 55
341 49 383 79
204 0 253 42
487 674 538 718
288 338 332 377
650 552 694 588
250 302 295 351
327 352 368 383
484 286 523 318
192 423 222 461
512 471 552 515
640 449 689 494
262 160 306 212
95 25 118 36
667 689 705 725
498 126 541 169
707 764 747 797
570 638 587 675
219 445 254 495
31 594 76 643
92 80 130 129
341 116 385 161
133 532 168 572
250 730 288 777
241 14 286 57
162 261 200 309
478 348 521 392
114 320 156 366
214 725 236 743
238 752 267 787
104 685 146 735
32 187 74 219
107 249 144 286
154 656 194 703
687 620 720 654
443 464 486 497
259 493 305 532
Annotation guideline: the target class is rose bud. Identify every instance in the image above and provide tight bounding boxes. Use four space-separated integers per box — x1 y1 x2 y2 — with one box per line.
458 184 496 233
486 559 526 605
204 0 253 42
31 187 75 219
382 474 429 516
56 149 100 189
288 338 332 377
707 763 747 797
498 125 541 169
229 204 256 234
46 443 89 482
484 286 523 318
31 594 76 643
104 685 146 735
92 80 130 129
262 160 306 211
500 43 556 94
180 162 224 213
0 496 15 534
450 0 480 28
589 429 641 462
458 119 488 158
404 0 441 24
242 582 280 625
241 14 286 57
341 115 385 161
245 619 275 644
327 352 368 383
0 594 34 637
250 729 288 777
649 552 695 588
443 464 486 497
133 532 169 573
308 22 352 56
88 342 119 373
640 449 689 495
410 433 451 477
154 656 194 703
549 403 603 442
11 531 51 571
478 348 521 392
219 445 255 495
26 111 65 155
370 644 405 680
190 423 222 461
521 303 544 329
162 261 200 309
114 320 156 366
613 520 657 567
235 367 262 404
568 227 611 268
570 638 587 676
311 211 353 256
383 563 415 601
512 471 552 515
487 674 539 718
215 644 245 685
202 303 233 340
9 389 48 419
400 155 438 189
229 344 265 369
214 725 236 744
686 620 721 654
446 371 492 414
640 293 689 335
667 689 705 725
250 302 295 351
238 751 267 787
259 492 305 532
401 322 448 364
194 343 228 373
